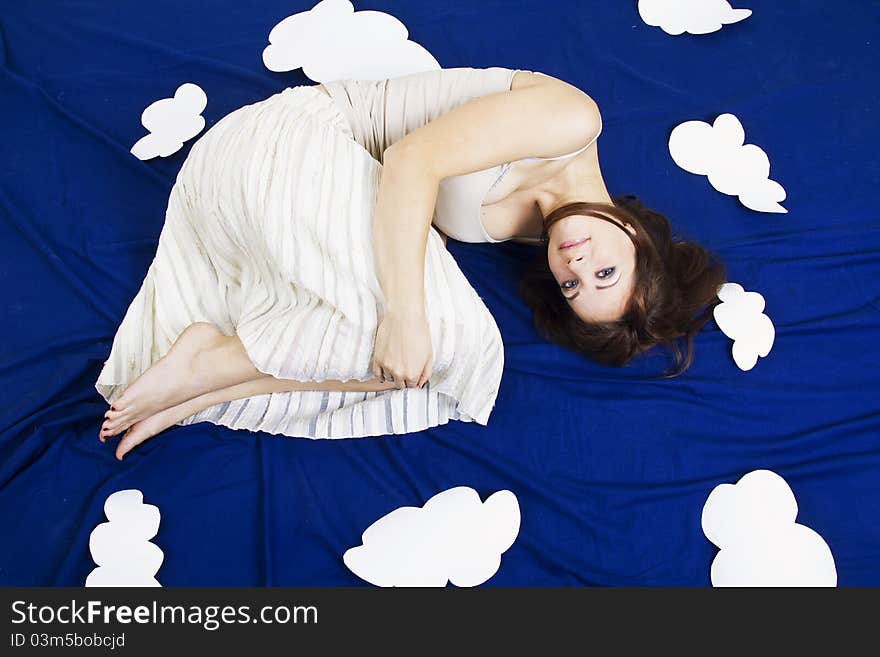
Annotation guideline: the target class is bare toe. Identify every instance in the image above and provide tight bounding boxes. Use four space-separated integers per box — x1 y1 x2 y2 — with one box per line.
101 422 121 438
116 427 138 460
102 412 119 429
104 413 131 431
102 415 133 438
102 418 120 435
112 394 202 460
115 414 165 460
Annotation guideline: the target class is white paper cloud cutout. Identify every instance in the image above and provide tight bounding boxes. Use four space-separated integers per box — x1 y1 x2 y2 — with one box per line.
669 113 787 213
713 282 775 371
130 83 207 160
263 0 440 82
639 0 752 36
343 486 520 587
702 470 837 587
86 489 164 587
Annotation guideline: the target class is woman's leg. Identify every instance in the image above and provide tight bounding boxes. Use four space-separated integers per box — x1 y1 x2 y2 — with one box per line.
105 367 397 460
101 321 392 439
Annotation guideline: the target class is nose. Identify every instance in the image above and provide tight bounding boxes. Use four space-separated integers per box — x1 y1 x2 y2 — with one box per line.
566 252 586 267
566 241 590 266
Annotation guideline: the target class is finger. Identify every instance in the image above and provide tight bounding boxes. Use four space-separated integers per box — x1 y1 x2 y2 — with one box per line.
372 362 382 380
417 363 430 388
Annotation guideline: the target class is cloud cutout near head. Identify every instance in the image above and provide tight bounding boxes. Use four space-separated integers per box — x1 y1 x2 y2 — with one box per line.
701 470 836 587
713 282 775 371
669 113 787 213
262 0 439 82
130 83 207 161
638 0 752 36
343 486 521 587
86 489 164 587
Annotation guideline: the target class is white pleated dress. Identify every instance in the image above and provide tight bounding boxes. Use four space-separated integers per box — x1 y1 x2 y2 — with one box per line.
94 84 504 439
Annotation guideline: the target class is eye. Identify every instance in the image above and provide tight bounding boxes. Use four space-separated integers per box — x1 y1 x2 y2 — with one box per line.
561 279 578 290
597 267 616 279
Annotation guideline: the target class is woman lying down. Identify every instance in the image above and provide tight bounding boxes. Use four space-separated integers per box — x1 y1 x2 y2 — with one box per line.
95 66 725 459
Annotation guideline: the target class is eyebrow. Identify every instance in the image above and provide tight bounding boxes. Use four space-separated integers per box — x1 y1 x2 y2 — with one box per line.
565 273 622 301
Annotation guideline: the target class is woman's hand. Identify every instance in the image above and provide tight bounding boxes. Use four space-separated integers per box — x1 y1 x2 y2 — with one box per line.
372 310 434 389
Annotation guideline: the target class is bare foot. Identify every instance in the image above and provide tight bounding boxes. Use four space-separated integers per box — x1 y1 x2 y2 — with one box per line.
111 395 206 461
99 322 226 440
106 368 404 459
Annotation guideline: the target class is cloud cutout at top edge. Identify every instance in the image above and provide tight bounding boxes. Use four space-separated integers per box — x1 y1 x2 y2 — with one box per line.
262 0 439 83
639 0 752 36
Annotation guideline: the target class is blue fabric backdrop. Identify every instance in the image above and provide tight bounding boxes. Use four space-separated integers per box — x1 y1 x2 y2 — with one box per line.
1 1 878 585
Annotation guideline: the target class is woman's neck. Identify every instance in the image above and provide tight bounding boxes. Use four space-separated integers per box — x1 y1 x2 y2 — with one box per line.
516 149 613 239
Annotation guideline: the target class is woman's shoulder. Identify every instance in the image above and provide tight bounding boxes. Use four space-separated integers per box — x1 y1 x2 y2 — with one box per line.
509 69 554 91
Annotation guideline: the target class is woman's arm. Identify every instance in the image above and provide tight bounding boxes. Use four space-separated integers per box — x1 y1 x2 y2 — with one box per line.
372 72 600 311
369 149 445 389
372 148 440 319
370 70 601 387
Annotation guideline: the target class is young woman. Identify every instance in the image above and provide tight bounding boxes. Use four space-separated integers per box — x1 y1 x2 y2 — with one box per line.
96 67 725 459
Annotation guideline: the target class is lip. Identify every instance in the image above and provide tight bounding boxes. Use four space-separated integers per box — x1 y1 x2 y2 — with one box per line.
558 237 589 251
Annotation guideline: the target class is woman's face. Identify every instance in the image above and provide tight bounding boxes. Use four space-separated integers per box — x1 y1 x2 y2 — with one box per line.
546 214 637 322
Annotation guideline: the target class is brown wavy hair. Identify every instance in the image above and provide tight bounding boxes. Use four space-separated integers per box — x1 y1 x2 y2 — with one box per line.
517 194 727 378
